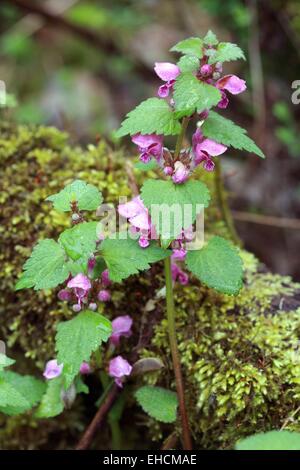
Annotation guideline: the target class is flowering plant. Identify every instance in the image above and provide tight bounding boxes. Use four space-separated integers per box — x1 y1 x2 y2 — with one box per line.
2 31 264 450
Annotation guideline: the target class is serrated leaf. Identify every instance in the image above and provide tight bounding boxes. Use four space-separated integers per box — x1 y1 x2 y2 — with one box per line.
35 376 64 418
46 180 103 212
173 73 221 116
236 431 300 451
177 55 199 73
141 179 210 241
100 235 170 283
0 371 46 415
134 159 158 171
56 310 112 389
59 222 99 263
171 37 203 58
203 30 218 46
135 386 178 423
202 111 265 158
116 98 181 137
208 42 245 64
0 354 15 371
16 239 70 291
186 236 243 295
75 376 89 395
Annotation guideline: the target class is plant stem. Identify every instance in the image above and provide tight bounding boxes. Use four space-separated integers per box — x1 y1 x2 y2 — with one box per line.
174 116 190 159
214 160 241 246
164 257 192 450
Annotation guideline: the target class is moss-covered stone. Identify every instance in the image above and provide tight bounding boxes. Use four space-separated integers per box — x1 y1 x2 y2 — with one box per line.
1 123 300 449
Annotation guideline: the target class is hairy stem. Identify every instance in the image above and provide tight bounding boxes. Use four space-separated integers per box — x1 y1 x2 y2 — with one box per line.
164 257 192 450
174 117 190 159
214 160 241 246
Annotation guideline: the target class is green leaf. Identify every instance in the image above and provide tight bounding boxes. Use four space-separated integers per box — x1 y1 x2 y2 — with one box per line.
0 371 45 415
173 73 221 116
75 376 89 395
56 310 112 389
0 354 15 371
134 159 158 171
46 180 103 212
202 111 265 158
208 42 245 64
59 222 99 262
135 386 178 423
171 37 203 58
35 376 64 418
16 239 70 291
203 30 218 46
186 236 243 295
177 55 199 73
101 235 170 283
141 179 210 242
236 431 300 451
116 98 181 137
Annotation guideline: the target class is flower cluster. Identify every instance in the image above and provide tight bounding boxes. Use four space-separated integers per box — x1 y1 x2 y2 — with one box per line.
131 55 246 182
108 315 133 387
57 268 112 313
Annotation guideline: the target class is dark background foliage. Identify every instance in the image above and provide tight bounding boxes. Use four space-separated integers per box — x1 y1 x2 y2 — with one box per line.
0 0 300 277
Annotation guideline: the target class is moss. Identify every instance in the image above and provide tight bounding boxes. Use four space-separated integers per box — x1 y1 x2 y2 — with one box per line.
1 122 300 449
140 253 300 448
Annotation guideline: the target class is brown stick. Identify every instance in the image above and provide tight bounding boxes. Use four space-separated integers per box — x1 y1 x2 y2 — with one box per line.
76 384 119 450
232 210 300 230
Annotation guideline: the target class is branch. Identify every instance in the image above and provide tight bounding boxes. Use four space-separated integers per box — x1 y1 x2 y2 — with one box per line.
232 210 300 230
8 0 151 80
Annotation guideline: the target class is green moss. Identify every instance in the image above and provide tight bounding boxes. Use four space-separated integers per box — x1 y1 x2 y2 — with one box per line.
140 253 300 448
1 123 300 449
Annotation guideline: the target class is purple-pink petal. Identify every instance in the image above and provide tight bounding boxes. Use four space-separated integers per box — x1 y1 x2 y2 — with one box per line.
197 139 227 157
216 75 246 95
110 315 133 346
98 289 111 302
67 273 91 291
80 362 91 375
109 356 132 388
172 161 189 184
43 359 63 380
118 197 142 219
154 62 180 82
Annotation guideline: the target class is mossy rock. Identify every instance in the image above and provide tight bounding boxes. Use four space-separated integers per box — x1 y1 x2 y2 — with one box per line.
1 123 300 449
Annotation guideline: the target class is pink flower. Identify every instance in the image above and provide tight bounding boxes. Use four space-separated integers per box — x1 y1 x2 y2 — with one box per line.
172 247 187 261
192 128 227 172
43 359 63 380
118 196 151 232
200 64 213 77
67 273 91 309
98 289 111 302
154 62 180 98
139 236 150 249
216 75 246 109
110 315 133 346
132 134 163 163
101 269 111 287
80 362 91 375
109 356 132 388
172 161 189 184
58 289 71 301
171 263 189 285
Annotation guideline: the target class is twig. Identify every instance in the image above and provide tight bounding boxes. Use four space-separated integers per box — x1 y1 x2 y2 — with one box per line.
281 405 300 430
125 160 139 197
232 210 300 230
161 431 179 450
76 384 119 450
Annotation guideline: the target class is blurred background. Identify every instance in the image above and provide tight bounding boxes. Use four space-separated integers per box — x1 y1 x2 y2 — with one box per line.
0 0 300 279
